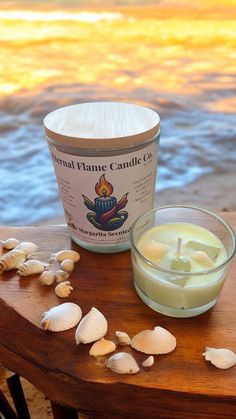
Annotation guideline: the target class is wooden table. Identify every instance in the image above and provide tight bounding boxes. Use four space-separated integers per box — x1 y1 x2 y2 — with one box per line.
0 214 236 419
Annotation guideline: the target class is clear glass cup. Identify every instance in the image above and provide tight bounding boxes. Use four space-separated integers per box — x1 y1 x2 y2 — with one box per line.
130 205 236 317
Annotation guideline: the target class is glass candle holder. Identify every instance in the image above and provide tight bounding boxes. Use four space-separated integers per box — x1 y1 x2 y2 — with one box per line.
130 206 236 317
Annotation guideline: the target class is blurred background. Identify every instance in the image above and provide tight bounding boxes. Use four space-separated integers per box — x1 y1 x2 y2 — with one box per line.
1 0 236 226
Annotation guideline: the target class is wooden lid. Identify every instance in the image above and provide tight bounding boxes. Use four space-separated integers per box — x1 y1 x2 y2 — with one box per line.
43 102 160 150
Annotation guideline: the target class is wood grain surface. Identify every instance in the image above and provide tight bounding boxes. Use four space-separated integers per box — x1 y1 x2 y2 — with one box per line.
0 214 236 419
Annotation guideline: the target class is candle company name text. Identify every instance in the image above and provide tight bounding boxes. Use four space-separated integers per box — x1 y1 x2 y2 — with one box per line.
51 153 153 172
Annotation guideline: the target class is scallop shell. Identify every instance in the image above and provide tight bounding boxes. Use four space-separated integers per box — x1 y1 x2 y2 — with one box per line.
131 326 176 355
55 270 70 283
15 241 38 257
55 281 73 298
41 302 82 332
142 356 154 368
115 331 131 345
39 270 55 285
106 352 140 374
0 249 26 272
17 260 46 276
0 238 20 250
54 250 80 263
60 259 75 273
191 251 214 267
89 338 116 357
203 347 236 369
75 307 108 345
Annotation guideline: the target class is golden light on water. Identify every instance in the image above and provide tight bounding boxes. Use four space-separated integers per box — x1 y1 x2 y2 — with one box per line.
0 3 236 113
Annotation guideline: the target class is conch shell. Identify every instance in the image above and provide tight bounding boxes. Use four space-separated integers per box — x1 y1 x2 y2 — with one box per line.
75 307 108 345
14 241 38 257
17 260 46 276
203 347 236 369
55 281 73 298
106 352 139 374
89 338 116 357
0 238 20 250
41 302 82 332
39 270 55 285
53 250 80 263
0 249 26 273
60 259 75 273
142 356 154 368
115 331 131 345
131 326 176 355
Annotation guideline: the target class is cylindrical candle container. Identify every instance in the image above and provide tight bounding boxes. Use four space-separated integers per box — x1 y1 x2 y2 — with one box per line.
130 206 236 317
44 102 160 253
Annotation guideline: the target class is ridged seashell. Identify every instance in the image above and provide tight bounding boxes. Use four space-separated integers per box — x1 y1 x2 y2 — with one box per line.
39 270 55 285
75 307 108 345
60 259 75 273
17 260 46 277
142 356 154 368
131 326 176 355
55 270 70 283
55 281 73 298
106 352 140 374
0 249 26 272
54 250 80 263
115 331 131 345
191 251 214 267
89 338 116 357
203 347 236 369
0 238 20 250
41 302 82 332
15 241 38 257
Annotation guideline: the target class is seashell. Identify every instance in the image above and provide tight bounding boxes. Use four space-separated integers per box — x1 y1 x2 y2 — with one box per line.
115 331 131 345
41 302 82 332
17 260 46 277
89 338 116 357
15 241 38 257
55 270 70 283
106 352 140 374
131 326 176 355
203 347 236 369
75 307 108 345
142 356 154 368
0 238 20 250
39 270 55 285
55 281 73 298
54 250 80 263
0 249 26 273
60 259 75 273
139 241 169 263
191 251 214 268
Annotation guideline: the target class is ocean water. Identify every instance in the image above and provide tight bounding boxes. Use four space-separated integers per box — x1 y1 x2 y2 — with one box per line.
0 3 236 225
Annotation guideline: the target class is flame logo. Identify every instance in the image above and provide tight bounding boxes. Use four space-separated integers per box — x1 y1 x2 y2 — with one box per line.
95 174 113 197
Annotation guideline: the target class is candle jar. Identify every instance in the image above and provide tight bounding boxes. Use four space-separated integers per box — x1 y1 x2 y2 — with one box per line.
130 206 236 317
44 102 160 253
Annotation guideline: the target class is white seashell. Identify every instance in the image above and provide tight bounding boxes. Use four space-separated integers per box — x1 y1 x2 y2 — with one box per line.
55 281 73 298
191 251 214 267
106 352 140 374
142 356 154 368
54 250 80 263
115 331 131 345
15 241 38 257
0 238 20 250
55 270 70 283
60 259 75 273
131 326 176 355
0 249 26 272
203 347 236 369
39 270 55 285
17 260 46 276
75 307 108 345
41 302 82 332
89 338 116 357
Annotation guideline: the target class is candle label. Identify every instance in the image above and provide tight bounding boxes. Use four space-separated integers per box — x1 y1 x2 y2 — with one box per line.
49 141 157 245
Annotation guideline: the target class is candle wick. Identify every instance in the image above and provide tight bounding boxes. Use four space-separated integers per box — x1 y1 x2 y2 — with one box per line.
176 237 182 257
102 189 107 197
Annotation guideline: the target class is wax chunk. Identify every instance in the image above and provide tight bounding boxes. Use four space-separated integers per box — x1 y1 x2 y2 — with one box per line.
170 257 191 273
187 241 220 261
139 242 168 263
191 251 214 268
